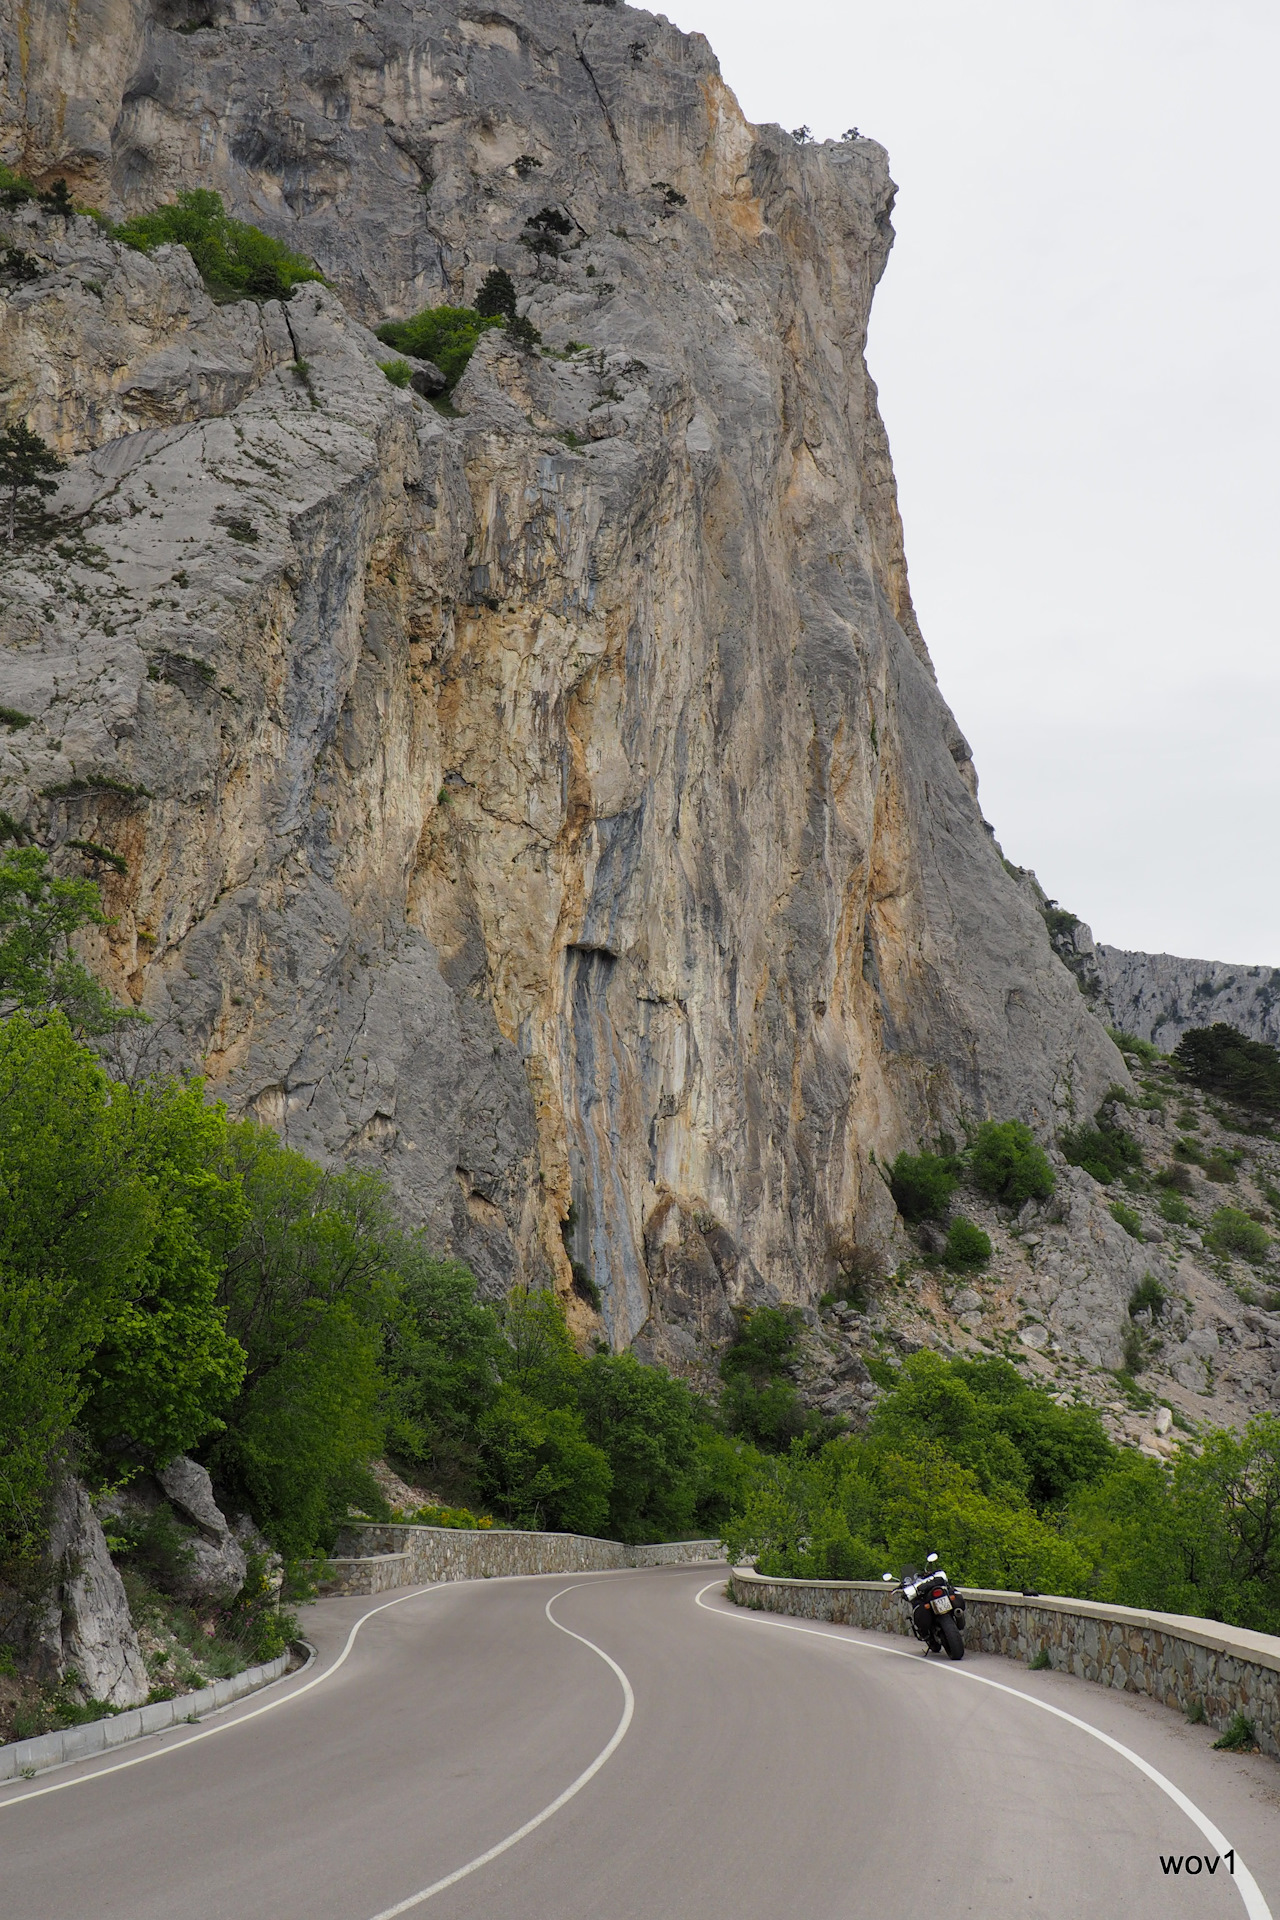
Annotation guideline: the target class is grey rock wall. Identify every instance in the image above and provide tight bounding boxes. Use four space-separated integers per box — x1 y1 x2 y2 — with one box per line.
1 0 1123 1356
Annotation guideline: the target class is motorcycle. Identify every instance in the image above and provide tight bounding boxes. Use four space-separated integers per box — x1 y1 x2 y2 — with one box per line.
881 1552 966 1660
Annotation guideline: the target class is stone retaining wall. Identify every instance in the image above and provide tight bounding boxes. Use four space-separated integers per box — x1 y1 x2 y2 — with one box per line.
322 1527 722 1595
628 1540 725 1568
0 1643 300 1784
727 1567 1280 1759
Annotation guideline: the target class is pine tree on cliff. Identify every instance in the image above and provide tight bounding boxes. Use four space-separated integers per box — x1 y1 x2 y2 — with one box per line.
0 423 66 539
475 267 517 320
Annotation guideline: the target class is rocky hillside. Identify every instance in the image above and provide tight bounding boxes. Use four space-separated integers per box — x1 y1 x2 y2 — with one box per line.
800 1046 1280 1453
0 0 1129 1368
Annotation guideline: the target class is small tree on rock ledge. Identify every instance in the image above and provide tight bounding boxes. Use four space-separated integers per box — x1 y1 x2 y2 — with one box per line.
0 422 67 539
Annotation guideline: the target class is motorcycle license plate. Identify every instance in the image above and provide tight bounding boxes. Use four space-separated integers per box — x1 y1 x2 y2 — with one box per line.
932 1595 952 1613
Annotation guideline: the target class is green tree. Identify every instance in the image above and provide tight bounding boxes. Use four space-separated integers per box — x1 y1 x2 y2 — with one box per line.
0 423 67 540
496 1286 584 1409
1175 1024 1280 1118
579 1351 701 1543
970 1119 1055 1205
384 1252 504 1492
1172 1417 1280 1631
868 1353 1031 1500
80 1079 247 1461
477 1389 611 1535
202 1127 405 1554
719 1306 813 1451
0 847 135 1034
474 267 517 319
0 1018 244 1557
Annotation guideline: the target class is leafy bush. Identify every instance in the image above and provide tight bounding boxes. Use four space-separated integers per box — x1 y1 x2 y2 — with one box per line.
1109 1200 1143 1240
115 190 322 302
1157 1162 1195 1195
1212 1712 1258 1752
1205 1207 1271 1266
405 1504 495 1529
375 305 503 389
887 1150 959 1223
1129 1275 1167 1318
379 358 412 388
1060 1113 1142 1185
477 1387 611 1535
1158 1191 1192 1225
0 162 35 210
943 1218 991 1272
971 1121 1055 1205
1175 1023 1280 1118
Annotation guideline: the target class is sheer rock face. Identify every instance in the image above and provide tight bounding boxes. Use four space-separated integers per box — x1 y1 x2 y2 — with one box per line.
0 0 1122 1355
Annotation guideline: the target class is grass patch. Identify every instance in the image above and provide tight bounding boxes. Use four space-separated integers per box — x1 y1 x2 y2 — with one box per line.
1212 1711 1257 1753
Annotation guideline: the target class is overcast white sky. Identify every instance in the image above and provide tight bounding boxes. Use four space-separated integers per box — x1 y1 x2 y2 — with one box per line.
664 0 1279 966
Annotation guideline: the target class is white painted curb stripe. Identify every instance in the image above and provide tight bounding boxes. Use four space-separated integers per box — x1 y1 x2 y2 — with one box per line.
695 1582 1273 1920
361 1583 636 1919
0 1581 449 1810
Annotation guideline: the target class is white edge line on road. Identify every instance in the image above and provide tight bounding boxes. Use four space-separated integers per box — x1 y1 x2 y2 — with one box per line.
695 1580 1272 1920
361 1581 636 1920
0 1581 451 1810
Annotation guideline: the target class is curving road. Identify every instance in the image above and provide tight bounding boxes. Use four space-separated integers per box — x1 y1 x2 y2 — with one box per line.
3 1565 1279 1919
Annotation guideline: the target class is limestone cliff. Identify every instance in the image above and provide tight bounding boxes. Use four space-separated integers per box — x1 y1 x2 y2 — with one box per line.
1094 947 1280 1055
0 0 1123 1361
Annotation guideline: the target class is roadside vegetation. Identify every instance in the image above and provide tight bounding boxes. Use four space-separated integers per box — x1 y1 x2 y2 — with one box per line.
725 1351 1280 1634
3 841 1279 1671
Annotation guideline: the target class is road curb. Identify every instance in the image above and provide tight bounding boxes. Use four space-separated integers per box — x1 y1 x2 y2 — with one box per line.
0 1640 313 1784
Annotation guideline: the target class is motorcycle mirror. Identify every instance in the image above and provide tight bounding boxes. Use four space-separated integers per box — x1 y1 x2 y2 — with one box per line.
881 1573 894 1582
926 1552 938 1565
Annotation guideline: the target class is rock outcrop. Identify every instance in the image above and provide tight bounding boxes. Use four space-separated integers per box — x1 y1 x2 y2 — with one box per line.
1 0 1124 1360
31 1477 150 1708
156 1456 248 1601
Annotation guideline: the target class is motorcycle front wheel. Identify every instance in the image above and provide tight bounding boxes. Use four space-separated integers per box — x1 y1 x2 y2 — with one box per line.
939 1616 964 1660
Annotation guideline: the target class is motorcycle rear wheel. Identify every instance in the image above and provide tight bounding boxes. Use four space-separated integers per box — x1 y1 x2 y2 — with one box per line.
939 1616 964 1660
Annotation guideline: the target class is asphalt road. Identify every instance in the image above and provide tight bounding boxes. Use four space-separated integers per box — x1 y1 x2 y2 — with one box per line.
4 1565 1280 1920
